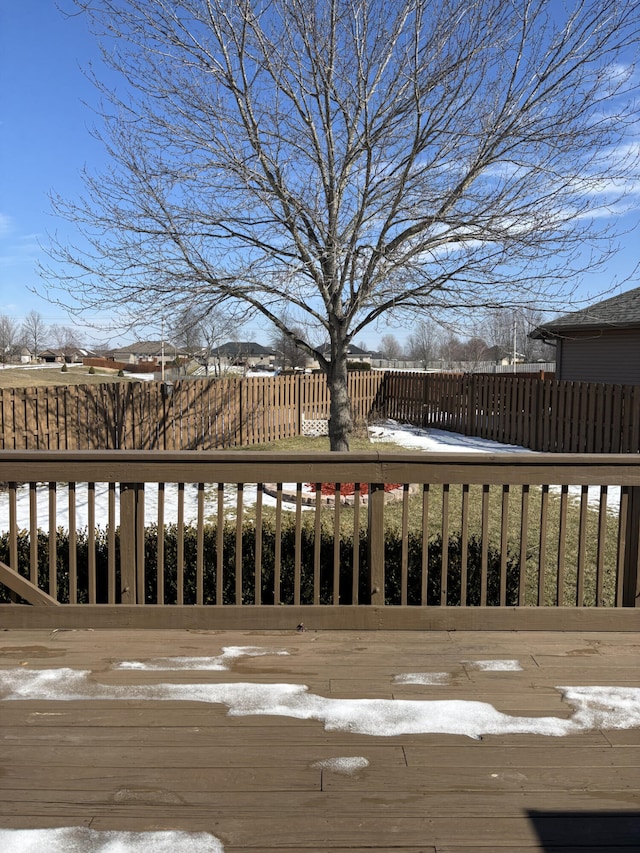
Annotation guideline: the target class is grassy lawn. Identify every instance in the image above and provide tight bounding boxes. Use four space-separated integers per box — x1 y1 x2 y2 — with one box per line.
0 365 139 389
226 432 620 607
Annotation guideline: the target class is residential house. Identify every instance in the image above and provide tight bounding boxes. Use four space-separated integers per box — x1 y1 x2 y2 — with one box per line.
314 343 373 367
530 286 640 384
106 341 186 369
210 342 276 372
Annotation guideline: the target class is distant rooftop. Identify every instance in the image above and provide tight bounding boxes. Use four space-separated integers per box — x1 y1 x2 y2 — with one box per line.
531 286 640 338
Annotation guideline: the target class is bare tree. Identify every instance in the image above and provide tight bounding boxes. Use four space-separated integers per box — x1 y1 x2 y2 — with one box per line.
21 311 47 362
42 0 640 448
406 319 441 369
271 326 308 372
0 315 22 364
171 305 241 375
49 323 82 354
379 334 404 361
460 336 490 367
485 307 553 363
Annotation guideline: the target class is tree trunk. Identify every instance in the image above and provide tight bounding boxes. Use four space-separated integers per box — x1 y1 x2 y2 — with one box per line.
327 343 352 452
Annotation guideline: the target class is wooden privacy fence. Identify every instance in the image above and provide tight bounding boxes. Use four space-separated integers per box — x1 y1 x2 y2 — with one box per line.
1 450 639 629
379 372 640 453
3 369 640 454
0 372 384 451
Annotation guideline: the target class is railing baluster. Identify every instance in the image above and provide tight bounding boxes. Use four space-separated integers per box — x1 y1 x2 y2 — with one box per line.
295 483 303 606
519 485 529 605
441 484 449 606
616 486 629 607
538 485 549 606
575 485 589 606
108 483 116 603
313 483 322 605
368 483 385 605
197 482 204 605
421 484 429 605
480 484 489 606
68 482 77 603
157 482 165 606
29 482 37 586
48 482 57 600
177 483 184 605
255 483 263 605
88 483 96 603
557 484 568 606
332 484 340 605
500 485 509 606
401 483 409 606
119 483 137 604
236 484 244 604
216 483 224 605
352 484 361 605
596 486 608 606
274 483 282 605
460 484 469 607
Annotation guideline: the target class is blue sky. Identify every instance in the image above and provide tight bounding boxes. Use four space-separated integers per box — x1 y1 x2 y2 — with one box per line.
1 2 639 350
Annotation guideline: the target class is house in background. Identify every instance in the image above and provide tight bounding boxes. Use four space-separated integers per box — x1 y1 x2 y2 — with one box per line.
210 342 276 372
531 286 640 384
314 343 372 368
107 341 187 368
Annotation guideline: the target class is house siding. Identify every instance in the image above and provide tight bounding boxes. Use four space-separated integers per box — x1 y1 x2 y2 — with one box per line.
557 329 640 384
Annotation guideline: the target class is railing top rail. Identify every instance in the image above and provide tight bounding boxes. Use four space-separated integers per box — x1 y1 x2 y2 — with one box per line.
2 449 640 486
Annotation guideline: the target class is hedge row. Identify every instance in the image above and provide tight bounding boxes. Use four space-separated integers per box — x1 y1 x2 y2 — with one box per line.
0 522 519 606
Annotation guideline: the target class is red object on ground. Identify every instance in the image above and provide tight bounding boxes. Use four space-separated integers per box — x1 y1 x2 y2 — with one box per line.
308 482 402 497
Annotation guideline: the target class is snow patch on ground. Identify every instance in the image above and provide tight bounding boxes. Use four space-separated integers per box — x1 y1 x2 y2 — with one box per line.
114 646 289 671
2 668 640 740
0 828 224 853
464 660 524 672
312 756 370 774
393 672 451 685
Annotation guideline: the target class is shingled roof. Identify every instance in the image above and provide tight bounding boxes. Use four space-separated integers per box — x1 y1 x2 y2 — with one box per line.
531 286 640 338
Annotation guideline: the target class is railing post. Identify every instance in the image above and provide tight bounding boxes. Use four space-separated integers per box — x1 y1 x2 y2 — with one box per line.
623 486 640 607
119 483 143 604
368 483 385 605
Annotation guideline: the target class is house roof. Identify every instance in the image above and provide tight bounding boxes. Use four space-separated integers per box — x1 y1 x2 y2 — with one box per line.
316 343 371 357
109 340 181 357
212 341 274 356
531 286 640 338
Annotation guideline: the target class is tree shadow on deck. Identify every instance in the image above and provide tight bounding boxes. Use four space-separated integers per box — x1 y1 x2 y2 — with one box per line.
527 810 640 851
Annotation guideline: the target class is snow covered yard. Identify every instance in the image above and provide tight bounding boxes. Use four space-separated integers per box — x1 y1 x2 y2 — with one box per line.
0 420 621 534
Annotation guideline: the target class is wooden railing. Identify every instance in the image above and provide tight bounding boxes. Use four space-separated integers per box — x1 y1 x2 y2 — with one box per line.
1 451 639 629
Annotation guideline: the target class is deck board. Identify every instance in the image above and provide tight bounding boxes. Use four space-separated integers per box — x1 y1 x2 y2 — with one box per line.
0 628 638 851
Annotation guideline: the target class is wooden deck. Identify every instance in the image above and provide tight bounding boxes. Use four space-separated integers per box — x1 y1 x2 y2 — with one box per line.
0 628 639 851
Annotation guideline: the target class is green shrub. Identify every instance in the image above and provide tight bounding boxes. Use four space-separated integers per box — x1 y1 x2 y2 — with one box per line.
0 522 519 607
